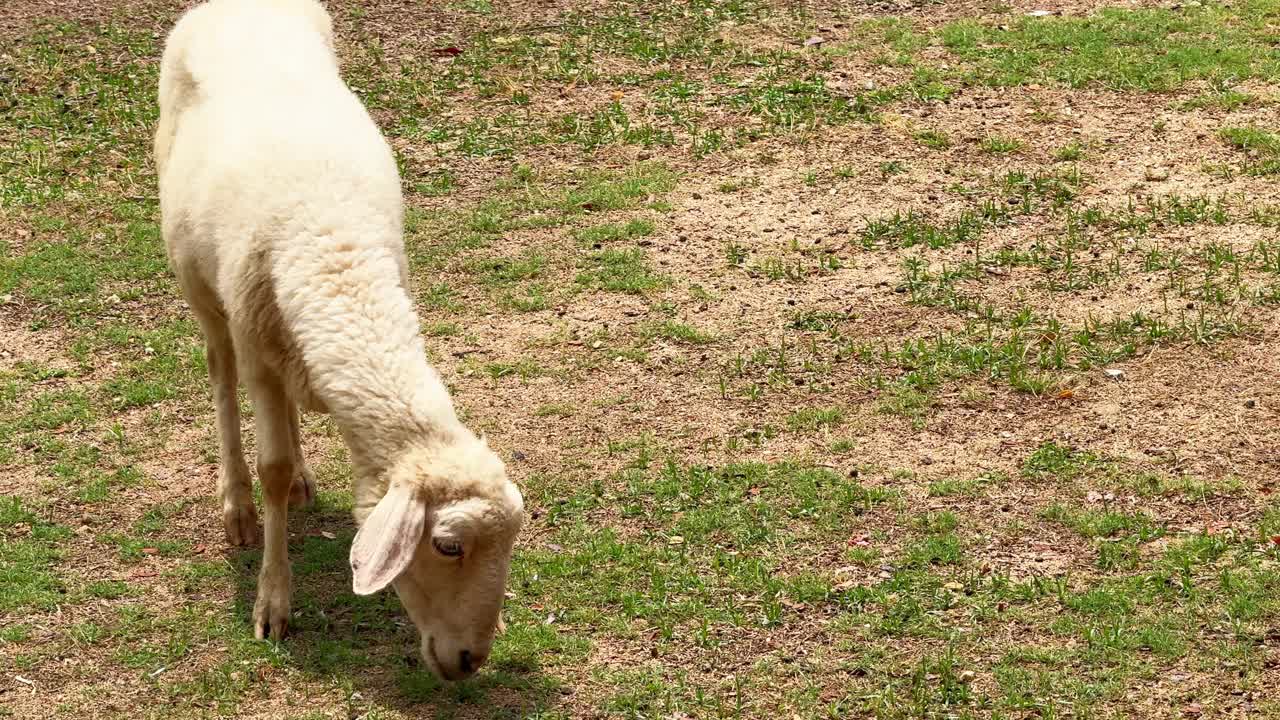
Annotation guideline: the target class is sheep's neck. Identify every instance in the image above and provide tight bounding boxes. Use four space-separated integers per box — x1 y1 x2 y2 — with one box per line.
346 434 468 525
334 390 461 480
316 331 461 474
271 242 462 474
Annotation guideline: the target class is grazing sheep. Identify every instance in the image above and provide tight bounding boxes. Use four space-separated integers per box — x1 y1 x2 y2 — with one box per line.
155 0 524 681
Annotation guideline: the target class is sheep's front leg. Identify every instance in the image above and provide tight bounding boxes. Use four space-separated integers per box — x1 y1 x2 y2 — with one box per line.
246 370 296 641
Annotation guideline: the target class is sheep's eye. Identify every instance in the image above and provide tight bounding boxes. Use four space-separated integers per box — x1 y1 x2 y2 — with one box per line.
433 538 463 558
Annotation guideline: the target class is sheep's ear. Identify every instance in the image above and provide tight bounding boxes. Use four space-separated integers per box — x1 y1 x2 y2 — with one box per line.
350 484 426 595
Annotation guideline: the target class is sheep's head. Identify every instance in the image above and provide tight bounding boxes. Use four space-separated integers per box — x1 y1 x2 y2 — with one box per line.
349 437 523 681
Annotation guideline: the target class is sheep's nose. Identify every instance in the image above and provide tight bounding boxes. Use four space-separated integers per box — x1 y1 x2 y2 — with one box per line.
459 649 487 676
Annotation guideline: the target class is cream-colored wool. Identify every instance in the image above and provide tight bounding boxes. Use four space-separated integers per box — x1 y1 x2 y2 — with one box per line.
156 0 523 681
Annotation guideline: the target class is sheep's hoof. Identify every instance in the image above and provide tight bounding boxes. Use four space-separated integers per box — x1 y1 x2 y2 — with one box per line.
254 612 289 642
289 465 316 507
223 503 259 546
253 578 291 642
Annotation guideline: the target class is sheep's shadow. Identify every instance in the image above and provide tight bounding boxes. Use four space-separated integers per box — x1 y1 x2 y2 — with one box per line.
227 498 562 717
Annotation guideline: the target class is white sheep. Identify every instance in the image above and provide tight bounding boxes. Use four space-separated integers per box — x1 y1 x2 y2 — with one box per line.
155 0 524 681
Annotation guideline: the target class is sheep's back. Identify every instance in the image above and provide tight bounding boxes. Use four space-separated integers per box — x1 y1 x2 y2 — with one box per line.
158 0 408 417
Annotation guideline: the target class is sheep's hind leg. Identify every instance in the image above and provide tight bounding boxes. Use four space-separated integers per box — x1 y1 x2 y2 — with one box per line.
246 367 296 641
201 313 257 546
287 401 315 508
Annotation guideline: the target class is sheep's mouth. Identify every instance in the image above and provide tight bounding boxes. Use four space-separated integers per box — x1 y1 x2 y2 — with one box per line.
425 636 454 682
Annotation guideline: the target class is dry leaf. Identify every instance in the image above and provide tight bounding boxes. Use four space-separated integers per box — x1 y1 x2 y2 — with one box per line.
847 533 871 547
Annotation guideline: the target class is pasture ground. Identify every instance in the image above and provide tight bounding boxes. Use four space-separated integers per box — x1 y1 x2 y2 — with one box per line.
3 0 1280 717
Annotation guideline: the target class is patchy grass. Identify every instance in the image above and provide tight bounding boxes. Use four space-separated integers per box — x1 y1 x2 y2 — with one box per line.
914 128 952 150
575 248 670 294
980 134 1024 155
1054 141 1085 161
1220 125 1280 175
0 496 72 611
785 406 845 431
4 0 1280 717
939 2 1280 90
642 320 716 345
